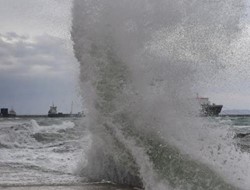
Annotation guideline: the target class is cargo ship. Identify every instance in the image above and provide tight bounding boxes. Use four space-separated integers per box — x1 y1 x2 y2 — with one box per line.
48 104 83 117
196 95 223 116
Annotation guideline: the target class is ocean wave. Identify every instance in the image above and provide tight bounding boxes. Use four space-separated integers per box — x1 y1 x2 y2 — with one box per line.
71 0 249 189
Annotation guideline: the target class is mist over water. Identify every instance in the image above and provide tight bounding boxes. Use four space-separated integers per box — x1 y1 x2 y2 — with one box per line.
71 0 249 189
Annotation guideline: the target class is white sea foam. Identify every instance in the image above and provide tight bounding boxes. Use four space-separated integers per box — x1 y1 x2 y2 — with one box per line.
0 118 89 186
31 119 75 133
71 0 249 189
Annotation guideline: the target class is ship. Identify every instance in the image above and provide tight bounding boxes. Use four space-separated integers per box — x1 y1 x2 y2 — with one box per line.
48 104 69 117
0 108 16 117
196 95 223 116
48 104 83 117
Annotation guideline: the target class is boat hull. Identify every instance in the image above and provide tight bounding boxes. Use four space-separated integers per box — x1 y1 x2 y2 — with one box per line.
48 113 71 117
48 113 82 118
201 104 223 116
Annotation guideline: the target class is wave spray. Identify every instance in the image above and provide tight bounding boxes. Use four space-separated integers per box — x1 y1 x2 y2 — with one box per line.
71 0 249 189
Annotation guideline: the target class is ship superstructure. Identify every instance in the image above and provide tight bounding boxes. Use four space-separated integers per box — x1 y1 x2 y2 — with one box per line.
48 103 83 117
9 108 16 117
48 104 59 117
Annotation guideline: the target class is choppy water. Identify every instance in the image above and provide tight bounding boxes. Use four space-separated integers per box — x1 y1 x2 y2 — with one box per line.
0 117 89 187
220 116 250 152
0 117 249 189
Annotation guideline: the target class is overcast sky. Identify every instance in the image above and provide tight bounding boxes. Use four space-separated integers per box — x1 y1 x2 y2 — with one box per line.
0 0 82 114
0 0 250 114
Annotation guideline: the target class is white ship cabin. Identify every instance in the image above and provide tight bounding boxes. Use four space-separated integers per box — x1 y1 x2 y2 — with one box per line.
48 105 57 114
9 108 16 116
196 96 211 105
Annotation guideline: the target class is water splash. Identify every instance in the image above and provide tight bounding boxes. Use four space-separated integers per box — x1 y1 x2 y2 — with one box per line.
71 0 249 189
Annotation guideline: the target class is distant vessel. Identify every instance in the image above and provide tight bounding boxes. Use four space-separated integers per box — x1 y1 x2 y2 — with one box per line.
0 108 16 117
196 95 223 116
48 104 83 117
48 104 69 117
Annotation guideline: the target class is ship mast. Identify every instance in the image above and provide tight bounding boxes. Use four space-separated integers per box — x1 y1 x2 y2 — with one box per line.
70 101 73 115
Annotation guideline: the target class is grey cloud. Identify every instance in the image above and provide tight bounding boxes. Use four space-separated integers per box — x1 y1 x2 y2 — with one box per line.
0 32 77 78
4 32 28 41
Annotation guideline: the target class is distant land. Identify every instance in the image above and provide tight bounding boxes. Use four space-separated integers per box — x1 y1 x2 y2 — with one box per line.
221 109 250 115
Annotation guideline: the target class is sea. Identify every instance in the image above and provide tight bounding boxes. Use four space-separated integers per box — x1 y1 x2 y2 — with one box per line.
0 117 135 190
0 116 249 190
2 0 249 189
0 117 87 187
